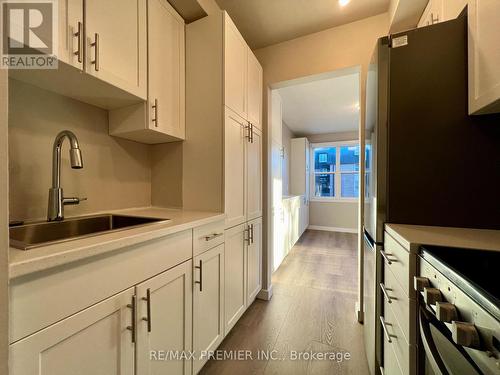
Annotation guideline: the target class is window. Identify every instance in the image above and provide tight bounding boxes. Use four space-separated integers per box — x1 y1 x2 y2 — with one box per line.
311 142 360 200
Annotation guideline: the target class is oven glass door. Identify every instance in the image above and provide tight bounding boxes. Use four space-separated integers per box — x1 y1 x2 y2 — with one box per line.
419 307 483 375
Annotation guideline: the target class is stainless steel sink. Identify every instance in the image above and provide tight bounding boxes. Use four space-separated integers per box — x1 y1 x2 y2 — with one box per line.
10 214 169 250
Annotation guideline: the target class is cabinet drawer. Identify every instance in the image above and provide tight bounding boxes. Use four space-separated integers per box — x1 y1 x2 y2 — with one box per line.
382 300 417 375
193 220 225 256
383 233 417 298
383 336 403 375
383 267 417 345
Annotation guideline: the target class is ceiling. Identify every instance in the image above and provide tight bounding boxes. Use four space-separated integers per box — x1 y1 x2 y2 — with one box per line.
214 0 390 49
277 72 360 136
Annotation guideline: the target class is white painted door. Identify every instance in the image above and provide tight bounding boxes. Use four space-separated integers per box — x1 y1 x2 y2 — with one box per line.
246 125 262 221
247 217 262 304
468 0 500 114
58 0 84 70
271 91 283 145
271 139 284 272
85 0 147 99
10 288 135 375
224 107 247 228
224 224 247 335
147 0 185 139
136 261 193 375
224 13 247 119
193 245 225 374
247 48 263 130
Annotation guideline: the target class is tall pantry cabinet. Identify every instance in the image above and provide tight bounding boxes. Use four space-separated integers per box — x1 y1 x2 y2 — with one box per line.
185 10 263 336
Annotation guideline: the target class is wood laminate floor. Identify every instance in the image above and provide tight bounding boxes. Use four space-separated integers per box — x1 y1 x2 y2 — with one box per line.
200 230 369 375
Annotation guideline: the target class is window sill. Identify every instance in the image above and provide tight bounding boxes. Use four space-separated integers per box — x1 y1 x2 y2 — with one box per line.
310 198 358 203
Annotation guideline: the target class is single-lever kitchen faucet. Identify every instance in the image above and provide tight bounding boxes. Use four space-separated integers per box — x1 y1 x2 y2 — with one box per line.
47 130 86 221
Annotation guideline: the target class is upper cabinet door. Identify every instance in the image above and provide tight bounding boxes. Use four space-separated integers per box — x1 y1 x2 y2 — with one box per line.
224 13 247 119
468 0 500 114
148 0 185 139
136 261 193 375
224 107 247 229
247 49 263 130
246 126 262 221
85 0 147 99
10 288 135 375
58 0 84 70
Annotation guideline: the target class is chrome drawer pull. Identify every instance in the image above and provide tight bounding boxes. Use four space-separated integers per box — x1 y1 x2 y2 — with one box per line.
141 288 152 332
204 232 223 241
380 250 394 265
380 316 394 343
195 260 203 292
126 295 136 343
380 283 393 304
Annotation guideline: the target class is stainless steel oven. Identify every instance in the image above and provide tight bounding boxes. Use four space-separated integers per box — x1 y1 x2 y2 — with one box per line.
416 246 500 375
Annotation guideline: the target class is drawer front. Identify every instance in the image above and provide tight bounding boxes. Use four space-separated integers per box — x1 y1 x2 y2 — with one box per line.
10 230 192 343
382 300 417 375
383 266 417 345
383 336 403 375
384 233 417 298
193 220 225 256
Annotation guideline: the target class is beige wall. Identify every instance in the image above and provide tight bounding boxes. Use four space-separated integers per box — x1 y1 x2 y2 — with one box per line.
307 130 358 143
281 121 295 196
255 13 388 291
309 201 358 230
0 70 9 375
8 80 152 221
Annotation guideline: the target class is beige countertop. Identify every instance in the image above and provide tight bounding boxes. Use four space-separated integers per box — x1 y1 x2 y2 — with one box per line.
385 224 500 253
9 207 225 279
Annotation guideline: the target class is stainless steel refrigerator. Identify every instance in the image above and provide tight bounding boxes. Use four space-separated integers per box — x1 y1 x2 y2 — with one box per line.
362 11 500 374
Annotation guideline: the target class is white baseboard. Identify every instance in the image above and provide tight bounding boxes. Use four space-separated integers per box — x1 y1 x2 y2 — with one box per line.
257 285 273 301
307 225 358 234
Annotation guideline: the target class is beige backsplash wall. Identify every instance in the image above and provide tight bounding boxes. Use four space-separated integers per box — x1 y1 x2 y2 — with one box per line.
8 80 152 221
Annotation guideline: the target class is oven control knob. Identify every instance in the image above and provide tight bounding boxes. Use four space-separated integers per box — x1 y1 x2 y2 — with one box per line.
414 277 430 292
424 287 442 305
452 322 480 349
436 302 458 323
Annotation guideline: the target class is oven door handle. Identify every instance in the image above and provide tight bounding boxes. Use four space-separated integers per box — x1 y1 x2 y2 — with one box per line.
419 306 449 375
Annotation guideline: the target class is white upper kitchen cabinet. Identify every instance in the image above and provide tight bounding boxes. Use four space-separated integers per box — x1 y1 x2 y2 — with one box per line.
85 0 147 99
246 125 263 221
247 49 263 130
417 0 467 27
224 108 247 228
468 0 500 114
10 288 135 375
109 0 186 143
224 224 247 335
135 261 192 375
224 14 248 120
58 0 84 70
193 245 225 374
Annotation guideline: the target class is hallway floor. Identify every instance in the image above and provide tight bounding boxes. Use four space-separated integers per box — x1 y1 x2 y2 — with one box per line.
200 230 370 375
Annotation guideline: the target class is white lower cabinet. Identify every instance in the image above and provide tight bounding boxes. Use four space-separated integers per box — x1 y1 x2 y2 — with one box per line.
136 260 193 375
246 217 262 304
224 224 247 335
193 245 225 374
10 288 136 375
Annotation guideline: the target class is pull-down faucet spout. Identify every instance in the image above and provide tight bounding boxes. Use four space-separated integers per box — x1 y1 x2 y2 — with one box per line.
47 130 86 221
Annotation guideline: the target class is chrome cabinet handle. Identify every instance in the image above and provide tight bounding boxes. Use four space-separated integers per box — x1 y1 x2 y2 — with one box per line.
380 250 394 265
250 123 254 143
244 225 251 245
195 260 203 292
431 12 439 24
380 283 393 304
152 99 158 127
380 316 393 343
126 295 136 343
141 289 152 333
245 122 252 142
204 232 223 241
91 33 99 71
74 21 83 63
250 224 254 244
